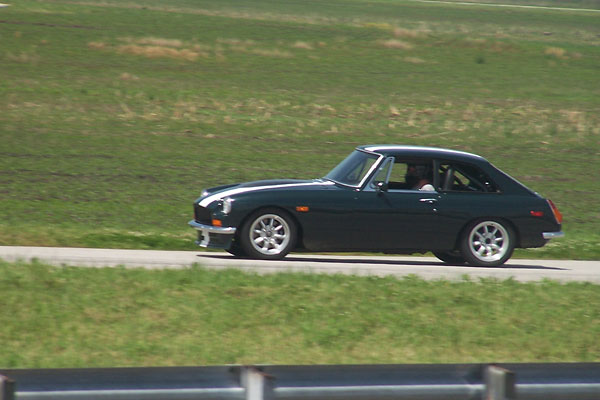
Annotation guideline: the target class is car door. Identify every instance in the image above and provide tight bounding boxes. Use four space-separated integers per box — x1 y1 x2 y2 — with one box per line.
352 190 441 250
351 157 443 251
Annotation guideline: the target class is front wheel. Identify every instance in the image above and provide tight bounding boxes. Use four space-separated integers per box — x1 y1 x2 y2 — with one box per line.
460 219 515 267
240 208 297 260
226 242 247 258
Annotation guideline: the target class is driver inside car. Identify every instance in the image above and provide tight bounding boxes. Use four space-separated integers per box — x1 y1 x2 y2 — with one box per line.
406 164 435 191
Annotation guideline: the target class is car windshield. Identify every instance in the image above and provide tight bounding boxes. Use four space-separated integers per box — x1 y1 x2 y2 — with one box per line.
324 150 381 187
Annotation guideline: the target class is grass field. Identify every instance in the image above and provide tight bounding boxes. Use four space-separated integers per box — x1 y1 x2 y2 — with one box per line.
1 0 599 368
1 0 599 258
1 260 599 368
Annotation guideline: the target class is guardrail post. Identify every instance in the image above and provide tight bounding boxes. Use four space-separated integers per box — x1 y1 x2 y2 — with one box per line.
0 375 15 400
241 366 274 400
485 365 516 400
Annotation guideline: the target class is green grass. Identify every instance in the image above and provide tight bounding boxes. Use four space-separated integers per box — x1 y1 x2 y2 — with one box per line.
1 260 599 368
0 0 599 259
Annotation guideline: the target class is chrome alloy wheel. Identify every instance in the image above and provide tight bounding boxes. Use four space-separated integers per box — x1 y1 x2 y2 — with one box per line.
467 221 510 263
248 214 291 256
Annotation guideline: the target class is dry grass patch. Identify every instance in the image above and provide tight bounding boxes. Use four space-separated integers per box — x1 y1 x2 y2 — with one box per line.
118 37 201 60
217 38 256 47
393 28 426 39
560 110 588 133
216 38 294 58
246 48 293 58
545 47 568 59
132 37 183 48
87 37 207 61
117 45 200 61
119 73 139 81
404 56 426 64
292 41 314 50
6 51 40 64
312 104 337 115
87 41 107 50
380 39 413 50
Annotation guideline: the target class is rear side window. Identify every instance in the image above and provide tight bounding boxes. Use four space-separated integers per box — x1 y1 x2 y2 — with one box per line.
438 162 499 193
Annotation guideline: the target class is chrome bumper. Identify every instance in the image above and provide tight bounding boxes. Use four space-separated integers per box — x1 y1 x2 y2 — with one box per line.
188 220 236 234
543 231 564 240
188 220 236 248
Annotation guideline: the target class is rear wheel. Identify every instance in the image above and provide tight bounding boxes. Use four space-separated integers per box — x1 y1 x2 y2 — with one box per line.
240 208 297 260
433 251 466 265
460 219 514 267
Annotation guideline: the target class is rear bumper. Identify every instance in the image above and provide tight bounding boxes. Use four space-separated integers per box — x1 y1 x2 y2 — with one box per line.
188 220 236 248
543 231 564 240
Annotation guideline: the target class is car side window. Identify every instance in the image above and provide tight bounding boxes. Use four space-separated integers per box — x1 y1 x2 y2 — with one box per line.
344 156 379 185
370 157 394 188
438 162 499 193
387 162 412 190
384 159 435 191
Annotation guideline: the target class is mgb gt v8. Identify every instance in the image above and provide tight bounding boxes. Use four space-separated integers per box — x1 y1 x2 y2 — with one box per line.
189 145 563 266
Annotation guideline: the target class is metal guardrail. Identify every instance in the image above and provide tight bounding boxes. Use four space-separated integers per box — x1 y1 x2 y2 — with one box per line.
1 363 599 400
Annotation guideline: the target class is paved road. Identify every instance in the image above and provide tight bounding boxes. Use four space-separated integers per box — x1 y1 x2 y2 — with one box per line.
1 246 598 283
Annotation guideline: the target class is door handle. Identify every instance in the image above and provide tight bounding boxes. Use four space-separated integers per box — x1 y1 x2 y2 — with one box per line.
419 198 437 204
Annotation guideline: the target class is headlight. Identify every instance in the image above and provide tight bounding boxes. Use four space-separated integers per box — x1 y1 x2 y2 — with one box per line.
200 189 209 198
222 197 233 214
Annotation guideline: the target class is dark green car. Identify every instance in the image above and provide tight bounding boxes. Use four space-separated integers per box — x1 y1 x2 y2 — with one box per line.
189 145 563 266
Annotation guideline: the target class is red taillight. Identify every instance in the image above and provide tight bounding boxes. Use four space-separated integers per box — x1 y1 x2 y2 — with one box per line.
530 211 544 217
547 199 563 224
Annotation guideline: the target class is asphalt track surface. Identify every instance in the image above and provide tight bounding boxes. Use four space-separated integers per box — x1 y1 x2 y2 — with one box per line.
1 246 599 283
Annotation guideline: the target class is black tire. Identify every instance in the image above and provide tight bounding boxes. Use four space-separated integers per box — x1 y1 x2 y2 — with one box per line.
459 219 515 267
433 251 466 265
239 208 297 260
226 242 247 258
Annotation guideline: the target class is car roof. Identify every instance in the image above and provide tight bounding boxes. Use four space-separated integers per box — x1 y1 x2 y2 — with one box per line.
357 145 487 163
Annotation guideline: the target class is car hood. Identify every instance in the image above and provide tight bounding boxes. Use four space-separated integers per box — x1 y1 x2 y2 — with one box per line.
237 179 314 189
204 179 315 194
198 179 332 207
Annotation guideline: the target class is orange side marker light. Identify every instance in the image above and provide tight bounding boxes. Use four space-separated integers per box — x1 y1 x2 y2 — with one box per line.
547 200 563 224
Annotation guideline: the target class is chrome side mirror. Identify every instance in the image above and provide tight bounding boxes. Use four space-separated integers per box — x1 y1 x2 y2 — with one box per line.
375 181 388 194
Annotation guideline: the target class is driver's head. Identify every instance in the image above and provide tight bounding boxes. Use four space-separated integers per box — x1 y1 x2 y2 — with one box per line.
406 164 432 187
406 164 429 179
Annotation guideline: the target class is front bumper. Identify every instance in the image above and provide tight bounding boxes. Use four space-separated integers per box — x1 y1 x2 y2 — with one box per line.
543 231 565 240
188 220 236 248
